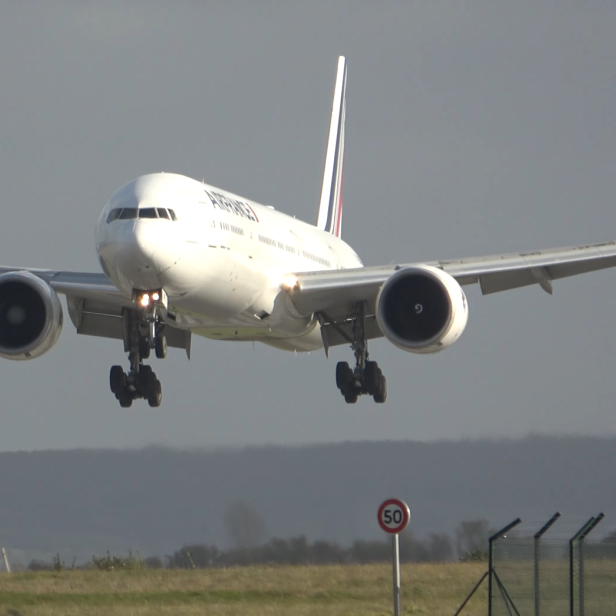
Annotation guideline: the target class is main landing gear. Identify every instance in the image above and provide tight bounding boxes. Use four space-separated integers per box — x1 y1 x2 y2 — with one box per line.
109 303 167 408
335 302 387 404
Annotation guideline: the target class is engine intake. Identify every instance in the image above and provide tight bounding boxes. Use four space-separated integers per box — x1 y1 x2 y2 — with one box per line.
376 265 468 354
0 271 63 360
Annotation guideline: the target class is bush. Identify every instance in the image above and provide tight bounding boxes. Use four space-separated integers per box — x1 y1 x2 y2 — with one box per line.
92 550 147 571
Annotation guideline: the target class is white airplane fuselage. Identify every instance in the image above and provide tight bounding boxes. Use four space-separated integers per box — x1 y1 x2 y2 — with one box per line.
95 173 362 352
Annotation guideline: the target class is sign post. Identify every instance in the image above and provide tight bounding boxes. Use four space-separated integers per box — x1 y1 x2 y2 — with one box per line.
377 498 410 616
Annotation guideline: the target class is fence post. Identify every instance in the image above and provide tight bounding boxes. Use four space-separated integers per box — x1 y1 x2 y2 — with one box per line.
1 548 10 573
569 517 595 616
534 512 561 616
488 518 522 616
578 513 604 616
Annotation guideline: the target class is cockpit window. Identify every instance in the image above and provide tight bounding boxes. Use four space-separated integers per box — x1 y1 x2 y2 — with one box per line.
106 209 122 223
106 206 177 223
138 208 158 219
119 208 138 220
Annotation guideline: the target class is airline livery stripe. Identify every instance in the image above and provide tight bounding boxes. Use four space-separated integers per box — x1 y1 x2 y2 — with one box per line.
317 56 346 239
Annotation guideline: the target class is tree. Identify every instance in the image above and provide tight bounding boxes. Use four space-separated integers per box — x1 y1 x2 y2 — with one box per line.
455 519 493 558
223 500 267 549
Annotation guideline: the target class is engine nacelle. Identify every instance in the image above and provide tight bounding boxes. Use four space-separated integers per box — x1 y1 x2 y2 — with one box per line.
376 265 468 354
0 271 63 360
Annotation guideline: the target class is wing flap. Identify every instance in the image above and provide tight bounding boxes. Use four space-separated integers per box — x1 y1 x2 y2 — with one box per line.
320 313 383 350
67 296 191 353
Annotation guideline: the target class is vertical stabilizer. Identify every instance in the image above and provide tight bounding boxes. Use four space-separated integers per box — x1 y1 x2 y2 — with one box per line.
317 56 346 238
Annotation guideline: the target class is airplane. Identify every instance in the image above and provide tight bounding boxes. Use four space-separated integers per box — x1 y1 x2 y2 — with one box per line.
2 56 616 408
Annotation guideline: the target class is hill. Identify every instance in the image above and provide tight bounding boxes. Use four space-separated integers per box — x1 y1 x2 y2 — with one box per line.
0 435 614 564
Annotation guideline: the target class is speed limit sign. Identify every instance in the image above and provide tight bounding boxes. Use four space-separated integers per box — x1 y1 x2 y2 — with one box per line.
378 498 410 534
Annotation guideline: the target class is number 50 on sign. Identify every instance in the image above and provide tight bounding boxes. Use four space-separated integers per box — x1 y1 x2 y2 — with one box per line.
378 498 410 534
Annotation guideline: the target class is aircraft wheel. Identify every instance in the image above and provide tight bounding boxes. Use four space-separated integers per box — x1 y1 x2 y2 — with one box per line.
336 361 353 390
148 380 162 408
373 376 387 403
110 365 125 395
364 361 382 395
118 393 133 408
155 334 167 359
137 365 156 397
344 392 358 404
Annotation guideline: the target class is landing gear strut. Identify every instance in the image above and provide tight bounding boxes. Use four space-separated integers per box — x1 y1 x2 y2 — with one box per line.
109 305 167 408
335 302 387 403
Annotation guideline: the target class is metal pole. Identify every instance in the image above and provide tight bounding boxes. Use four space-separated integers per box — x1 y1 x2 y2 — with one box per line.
488 518 522 616
579 538 584 616
569 516 595 616
392 533 400 616
488 531 493 615
453 571 489 616
534 533 540 616
1 548 10 573
579 513 604 616
534 512 561 616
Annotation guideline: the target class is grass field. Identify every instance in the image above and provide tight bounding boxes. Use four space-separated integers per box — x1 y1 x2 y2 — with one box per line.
0 563 487 615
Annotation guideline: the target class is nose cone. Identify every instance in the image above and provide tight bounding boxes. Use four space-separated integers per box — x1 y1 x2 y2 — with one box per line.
99 220 180 292
133 223 158 261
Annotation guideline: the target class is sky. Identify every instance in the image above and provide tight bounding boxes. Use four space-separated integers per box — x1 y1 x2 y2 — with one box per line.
1 2 616 451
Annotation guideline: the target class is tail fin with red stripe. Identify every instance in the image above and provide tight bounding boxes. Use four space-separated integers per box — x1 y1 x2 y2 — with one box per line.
316 56 346 239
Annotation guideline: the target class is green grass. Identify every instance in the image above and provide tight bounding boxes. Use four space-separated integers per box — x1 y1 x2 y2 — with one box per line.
0 563 488 615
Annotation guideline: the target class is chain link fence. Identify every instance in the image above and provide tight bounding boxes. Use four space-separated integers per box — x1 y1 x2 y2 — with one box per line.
458 513 616 615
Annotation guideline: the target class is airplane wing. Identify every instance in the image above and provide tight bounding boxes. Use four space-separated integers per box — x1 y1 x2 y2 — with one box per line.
0 267 191 353
285 240 616 349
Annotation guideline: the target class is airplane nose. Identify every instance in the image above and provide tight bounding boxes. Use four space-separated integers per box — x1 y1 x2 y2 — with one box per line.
133 223 157 261
98 217 185 294
100 221 167 290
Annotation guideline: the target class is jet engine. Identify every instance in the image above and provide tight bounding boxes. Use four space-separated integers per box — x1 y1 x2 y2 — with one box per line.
0 271 63 360
375 265 468 354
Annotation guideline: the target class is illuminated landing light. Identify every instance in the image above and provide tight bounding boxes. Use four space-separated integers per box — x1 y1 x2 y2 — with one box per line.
281 274 299 291
134 288 168 309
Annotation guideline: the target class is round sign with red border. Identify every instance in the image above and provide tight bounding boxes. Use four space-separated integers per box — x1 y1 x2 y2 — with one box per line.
377 498 411 534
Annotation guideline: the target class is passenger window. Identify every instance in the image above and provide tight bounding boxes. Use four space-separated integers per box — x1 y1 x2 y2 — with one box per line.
168 209 177 221
138 208 158 219
118 208 138 220
157 208 170 220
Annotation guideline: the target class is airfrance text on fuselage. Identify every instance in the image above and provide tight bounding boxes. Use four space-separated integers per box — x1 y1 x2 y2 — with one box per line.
205 190 259 223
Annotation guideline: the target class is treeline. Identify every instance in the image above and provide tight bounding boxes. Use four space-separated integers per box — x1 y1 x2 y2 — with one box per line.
27 519 495 571
164 532 455 569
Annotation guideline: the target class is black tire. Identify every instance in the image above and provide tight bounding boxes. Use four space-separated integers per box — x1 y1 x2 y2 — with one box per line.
148 380 162 408
155 334 167 359
119 393 133 408
137 365 155 397
373 376 387 403
139 338 151 360
109 365 125 395
364 361 381 395
336 361 352 390
344 392 358 404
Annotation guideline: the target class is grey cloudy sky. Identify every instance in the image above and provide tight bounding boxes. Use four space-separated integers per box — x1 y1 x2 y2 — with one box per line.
1 2 615 451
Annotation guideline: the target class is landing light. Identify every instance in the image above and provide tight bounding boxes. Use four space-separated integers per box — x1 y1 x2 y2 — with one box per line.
281 274 299 290
134 288 168 309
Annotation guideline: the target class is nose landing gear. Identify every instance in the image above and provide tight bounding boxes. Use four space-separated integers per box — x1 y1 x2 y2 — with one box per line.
335 302 387 404
109 297 168 408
